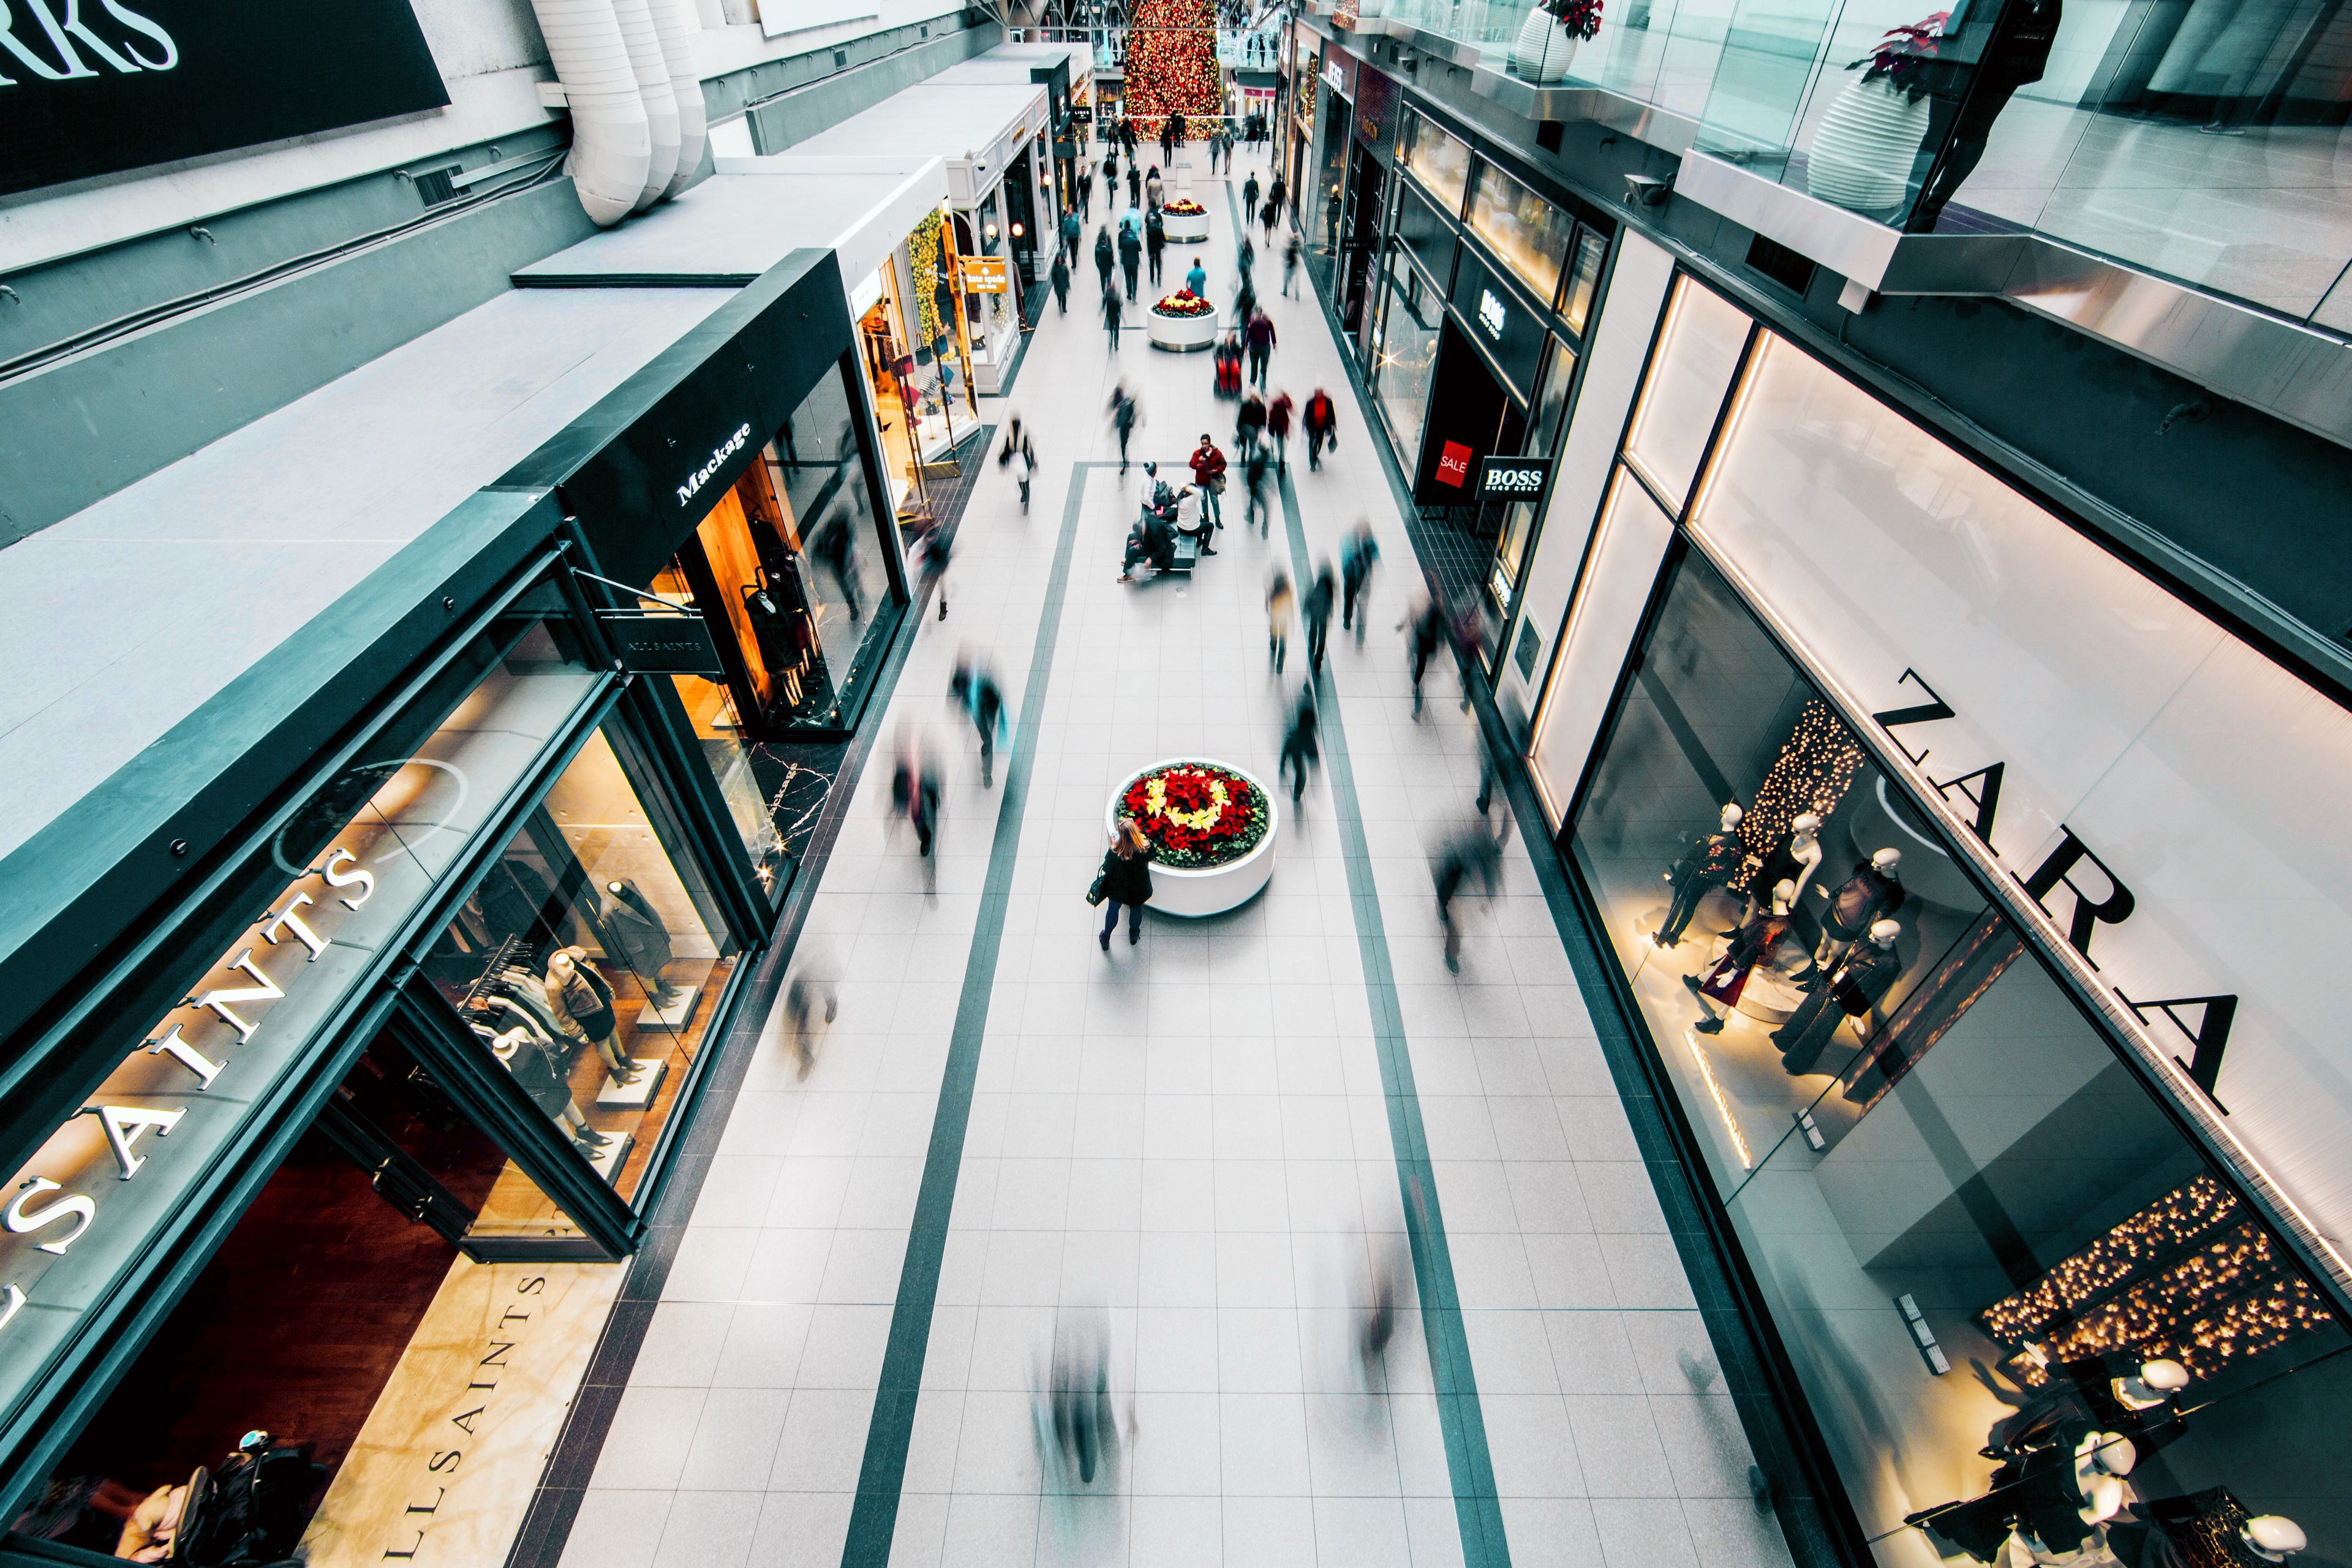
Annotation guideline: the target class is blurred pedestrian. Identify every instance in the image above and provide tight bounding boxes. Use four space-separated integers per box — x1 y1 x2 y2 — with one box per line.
1433 818 1504 973
1078 162 1094 221
1060 206 1082 266
1243 170 1261 220
891 736 943 872
1237 230 1256 284
950 654 1008 786
1118 221 1141 300
1093 225 1114 293
1282 229 1303 297
1261 197 1278 244
1242 440 1273 536
916 514 956 620
1108 383 1139 472
1341 519 1379 644
1186 255 1208 298
1016 436 1036 511
1127 160 1142 209
1038 1305 1122 1488
1280 685 1319 804
1303 560 1335 674
783 968 838 1080
1095 812 1154 948
1267 390 1294 469
1102 279 1123 352
1267 569 1294 674
1145 164 1164 212
1303 387 1338 470
1235 388 1266 456
1268 173 1287 225
1145 203 1166 286
1245 308 1276 388
1447 594 1482 713
1050 249 1071 314
1359 1230 1406 1387
1403 579 1445 718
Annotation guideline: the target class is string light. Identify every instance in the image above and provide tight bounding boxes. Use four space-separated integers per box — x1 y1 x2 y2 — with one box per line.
1733 699 1864 892
1978 1174 2335 1383
1684 1030 1753 1170
1121 0 1220 140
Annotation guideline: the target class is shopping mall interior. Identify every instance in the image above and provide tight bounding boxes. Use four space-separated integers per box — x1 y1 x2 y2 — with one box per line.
1 0 2350 1566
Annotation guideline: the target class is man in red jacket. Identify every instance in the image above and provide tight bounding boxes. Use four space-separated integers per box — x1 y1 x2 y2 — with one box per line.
1188 433 1227 542
1302 388 1338 472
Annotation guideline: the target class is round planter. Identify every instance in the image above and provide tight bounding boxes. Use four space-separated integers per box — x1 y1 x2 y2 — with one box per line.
1805 75 1929 211
1509 12 1579 85
1147 303 1219 351
1107 760 1279 917
1160 206 1212 243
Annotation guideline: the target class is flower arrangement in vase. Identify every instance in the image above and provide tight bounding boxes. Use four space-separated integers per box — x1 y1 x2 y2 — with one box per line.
1805 12 1948 212
1510 0 1602 86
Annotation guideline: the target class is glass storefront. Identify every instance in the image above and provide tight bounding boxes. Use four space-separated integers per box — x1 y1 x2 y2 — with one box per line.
1372 245 1443 469
1530 269 2352 1568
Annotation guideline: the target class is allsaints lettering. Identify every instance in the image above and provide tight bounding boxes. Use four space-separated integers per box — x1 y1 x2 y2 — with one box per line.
0 0 178 85
0 848 376 1328
383 1276 547 1561
1872 666 2238 1108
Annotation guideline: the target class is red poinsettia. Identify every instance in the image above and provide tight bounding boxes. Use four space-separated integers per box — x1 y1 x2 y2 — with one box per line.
1154 290 1216 316
1120 763 1270 867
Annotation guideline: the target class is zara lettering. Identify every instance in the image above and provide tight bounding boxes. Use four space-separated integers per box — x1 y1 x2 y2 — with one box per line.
0 846 377 1333
1872 667 2237 1108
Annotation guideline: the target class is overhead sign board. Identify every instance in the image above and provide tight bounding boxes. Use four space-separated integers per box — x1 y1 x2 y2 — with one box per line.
0 0 449 198
1479 456 1555 499
960 256 1012 294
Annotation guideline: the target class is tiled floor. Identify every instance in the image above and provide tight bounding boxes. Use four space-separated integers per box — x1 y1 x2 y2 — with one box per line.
556 148 1791 1568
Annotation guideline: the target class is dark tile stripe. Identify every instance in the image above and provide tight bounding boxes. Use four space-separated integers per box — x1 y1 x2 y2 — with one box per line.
1275 466 1514 1568
836 458 1091 1566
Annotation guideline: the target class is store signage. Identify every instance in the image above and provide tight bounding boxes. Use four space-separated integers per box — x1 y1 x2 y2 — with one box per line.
1435 440 1474 489
0 0 448 198
1478 288 1508 340
595 609 726 676
959 256 1011 294
1322 58 1349 96
676 423 753 509
1479 455 1553 498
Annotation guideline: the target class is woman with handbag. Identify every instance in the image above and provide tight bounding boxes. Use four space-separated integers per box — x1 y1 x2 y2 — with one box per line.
1093 813 1154 949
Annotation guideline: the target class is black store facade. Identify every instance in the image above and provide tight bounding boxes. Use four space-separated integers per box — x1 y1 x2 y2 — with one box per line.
1512 245 2352 1567
0 254 899 1566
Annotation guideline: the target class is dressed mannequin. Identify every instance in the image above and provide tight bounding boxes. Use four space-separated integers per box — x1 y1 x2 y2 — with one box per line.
548 949 633 1079
601 878 679 1005
473 1021 609 1148
1657 804 1751 948
1910 1428 2137 1566
2241 1518 2309 1562
1744 811 1823 925
1773 918 1902 1074
1684 879 1795 1034
1812 848 1905 977
1985 1358 2190 1461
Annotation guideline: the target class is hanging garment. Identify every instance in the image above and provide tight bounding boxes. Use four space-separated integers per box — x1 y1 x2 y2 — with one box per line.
1695 911 1793 1008
601 882 676 990
496 971 579 1044
1822 862 1905 940
1660 829 1747 944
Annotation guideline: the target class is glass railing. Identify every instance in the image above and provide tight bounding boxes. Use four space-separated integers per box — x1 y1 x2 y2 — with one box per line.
1374 0 2352 329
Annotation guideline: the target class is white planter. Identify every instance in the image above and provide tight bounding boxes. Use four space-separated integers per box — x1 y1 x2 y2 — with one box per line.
1106 760 1280 917
1147 303 1219 351
1509 10 1579 85
1160 206 1212 243
1805 75 1930 212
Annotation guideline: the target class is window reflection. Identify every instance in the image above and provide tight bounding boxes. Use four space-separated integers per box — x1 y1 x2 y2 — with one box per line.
1398 109 1471 217
1467 159 1575 306
1374 247 1443 466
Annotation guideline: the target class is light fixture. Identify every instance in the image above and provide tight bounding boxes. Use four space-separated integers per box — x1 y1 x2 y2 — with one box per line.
1011 221 1025 238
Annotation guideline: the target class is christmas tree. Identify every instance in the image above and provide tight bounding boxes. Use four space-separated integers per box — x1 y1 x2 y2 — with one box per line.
1122 0 1221 140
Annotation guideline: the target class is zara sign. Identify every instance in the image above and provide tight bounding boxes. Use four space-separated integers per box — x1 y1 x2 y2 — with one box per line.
0 0 448 198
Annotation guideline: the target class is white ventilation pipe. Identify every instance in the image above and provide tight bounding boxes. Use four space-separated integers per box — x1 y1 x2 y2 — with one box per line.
650 0 707 198
531 0 653 226
609 0 682 210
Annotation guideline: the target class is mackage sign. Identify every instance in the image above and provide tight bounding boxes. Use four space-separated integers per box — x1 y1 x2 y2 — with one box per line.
0 0 449 198
677 423 754 508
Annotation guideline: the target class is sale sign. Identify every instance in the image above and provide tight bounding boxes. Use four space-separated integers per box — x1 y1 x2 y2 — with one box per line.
1435 440 1474 488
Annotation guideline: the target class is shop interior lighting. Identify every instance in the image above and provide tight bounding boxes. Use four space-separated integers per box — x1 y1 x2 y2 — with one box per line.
1683 1030 1752 1170
1734 698 1864 891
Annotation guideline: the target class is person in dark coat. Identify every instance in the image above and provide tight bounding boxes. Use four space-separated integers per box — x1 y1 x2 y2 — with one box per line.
1098 814 1154 948
1904 0 2064 232
1060 207 1082 265
1266 391 1294 469
1280 687 1319 804
1093 227 1115 292
1118 222 1142 300
1050 250 1071 314
1145 205 1167 287
1302 562 1336 674
1102 280 1123 352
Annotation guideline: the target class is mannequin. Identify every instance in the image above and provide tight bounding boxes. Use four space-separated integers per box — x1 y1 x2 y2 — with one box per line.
1811 848 1905 977
474 1021 609 1148
1744 811 1824 925
1656 803 1751 948
1685 879 1795 1035
2111 1359 2189 1414
1773 918 1902 1074
1985 1358 2189 1460
1910 1428 2138 1566
547 949 633 1079
2242 1518 2309 1562
602 878 679 1005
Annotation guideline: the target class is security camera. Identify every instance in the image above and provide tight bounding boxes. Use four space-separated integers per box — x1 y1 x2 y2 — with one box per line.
1623 173 1672 208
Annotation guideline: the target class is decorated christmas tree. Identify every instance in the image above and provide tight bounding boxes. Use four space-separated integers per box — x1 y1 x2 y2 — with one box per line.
1122 0 1221 140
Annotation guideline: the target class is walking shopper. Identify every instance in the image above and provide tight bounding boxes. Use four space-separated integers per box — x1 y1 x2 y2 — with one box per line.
1242 439 1274 536
1185 255 1208 300
1237 232 1256 285
1188 433 1227 533
1341 519 1380 642
1078 164 1094 221
950 655 1008 787
891 740 943 862
1127 162 1142 209
1267 390 1294 469
1303 562 1335 674
1145 165 1164 211
1245 309 1276 388
916 515 956 620
1051 250 1071 314
1404 581 1445 718
1095 813 1154 948
783 968 837 1080
1102 281 1123 352
1268 174 1287 224
1108 384 1139 473
1016 437 1036 510
1433 819 1504 973
1060 207 1082 266
1145 206 1166 286
1447 594 1482 713
1303 387 1338 470
1243 171 1261 220
1235 389 1266 456
1094 226 1115 293
1267 570 1294 674
1282 230 1303 297
1261 198 1279 244
1280 687 1320 805
1118 222 1141 301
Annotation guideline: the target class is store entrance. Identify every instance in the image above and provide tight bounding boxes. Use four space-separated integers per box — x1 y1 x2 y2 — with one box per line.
21 1031 603 1564
1006 146 1042 295
1339 138 1384 344
1414 318 1525 507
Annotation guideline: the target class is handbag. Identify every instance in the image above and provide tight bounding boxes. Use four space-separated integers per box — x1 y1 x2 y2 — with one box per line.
1085 859 1110 907
1208 472 1227 494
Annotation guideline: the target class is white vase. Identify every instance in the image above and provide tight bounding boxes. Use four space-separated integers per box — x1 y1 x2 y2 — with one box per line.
1804 75 1930 213
1509 9 1578 84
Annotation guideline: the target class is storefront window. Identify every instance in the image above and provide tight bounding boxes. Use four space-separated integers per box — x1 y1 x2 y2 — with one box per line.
1622 276 1749 510
428 720 739 1202
1466 159 1575 307
1398 109 1471 217
1393 181 1455 294
1561 227 1608 338
1374 246 1442 468
1567 548 2352 1567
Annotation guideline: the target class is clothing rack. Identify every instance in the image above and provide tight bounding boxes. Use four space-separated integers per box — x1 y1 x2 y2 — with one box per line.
458 934 528 1014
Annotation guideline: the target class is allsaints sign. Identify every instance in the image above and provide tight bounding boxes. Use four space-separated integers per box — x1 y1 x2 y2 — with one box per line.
0 0 448 198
